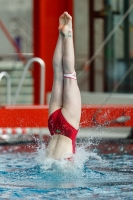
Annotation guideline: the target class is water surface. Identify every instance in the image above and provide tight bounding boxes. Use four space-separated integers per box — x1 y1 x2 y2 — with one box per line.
0 140 133 199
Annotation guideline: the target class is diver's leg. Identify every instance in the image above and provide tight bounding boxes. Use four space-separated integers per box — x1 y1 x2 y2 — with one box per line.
61 12 81 129
49 13 65 116
46 135 72 159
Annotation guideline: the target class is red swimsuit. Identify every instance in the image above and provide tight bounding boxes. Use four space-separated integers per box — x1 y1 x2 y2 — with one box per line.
48 109 78 153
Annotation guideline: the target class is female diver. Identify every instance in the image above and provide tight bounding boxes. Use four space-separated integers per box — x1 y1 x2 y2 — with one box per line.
46 12 81 160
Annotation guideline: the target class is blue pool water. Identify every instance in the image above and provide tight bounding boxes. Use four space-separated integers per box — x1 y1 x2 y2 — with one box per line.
0 140 133 199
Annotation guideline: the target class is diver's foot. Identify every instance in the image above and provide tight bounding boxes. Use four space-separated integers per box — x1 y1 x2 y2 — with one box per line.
60 12 73 37
58 13 66 33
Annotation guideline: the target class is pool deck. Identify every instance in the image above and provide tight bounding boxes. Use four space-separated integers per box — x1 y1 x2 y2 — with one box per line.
0 105 133 127
0 105 133 144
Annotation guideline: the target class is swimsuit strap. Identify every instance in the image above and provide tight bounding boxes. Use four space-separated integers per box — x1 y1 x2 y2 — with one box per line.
64 71 76 80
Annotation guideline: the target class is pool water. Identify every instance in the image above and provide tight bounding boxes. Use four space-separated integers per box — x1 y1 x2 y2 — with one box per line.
0 140 133 199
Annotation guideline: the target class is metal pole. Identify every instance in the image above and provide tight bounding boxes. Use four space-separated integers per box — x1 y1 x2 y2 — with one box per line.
104 0 114 92
123 0 130 92
0 72 11 105
12 57 45 105
89 0 95 91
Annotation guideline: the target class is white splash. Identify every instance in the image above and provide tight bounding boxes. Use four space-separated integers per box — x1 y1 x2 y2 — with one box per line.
35 141 104 172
